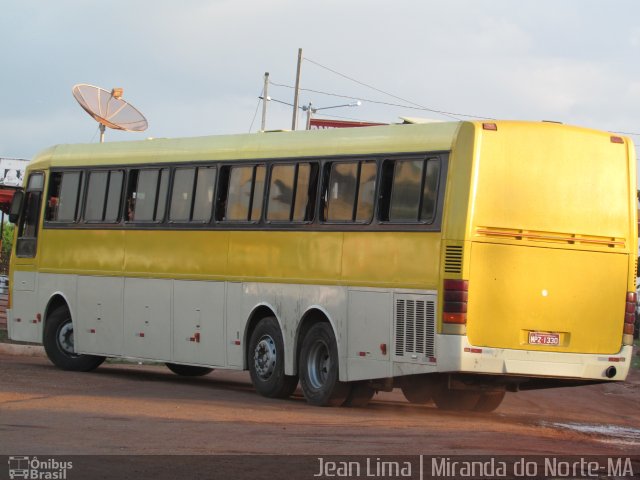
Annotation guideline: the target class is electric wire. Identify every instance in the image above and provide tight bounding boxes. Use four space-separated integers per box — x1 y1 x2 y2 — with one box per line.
269 56 639 135
303 57 485 121
248 87 264 132
268 80 494 120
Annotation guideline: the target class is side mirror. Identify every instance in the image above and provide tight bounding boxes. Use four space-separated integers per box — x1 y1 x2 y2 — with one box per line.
8 190 24 224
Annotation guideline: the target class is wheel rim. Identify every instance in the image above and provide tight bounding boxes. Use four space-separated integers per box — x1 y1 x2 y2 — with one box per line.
306 340 330 390
57 322 76 356
253 334 277 380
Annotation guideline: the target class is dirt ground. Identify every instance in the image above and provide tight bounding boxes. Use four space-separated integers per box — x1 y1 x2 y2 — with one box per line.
0 353 638 459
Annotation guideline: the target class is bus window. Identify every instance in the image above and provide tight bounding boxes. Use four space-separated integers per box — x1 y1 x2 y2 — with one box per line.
381 157 440 223
16 172 44 257
46 171 82 222
267 162 316 222
323 160 376 223
223 165 265 222
171 166 217 222
169 168 195 221
126 168 169 222
85 170 123 222
192 167 216 222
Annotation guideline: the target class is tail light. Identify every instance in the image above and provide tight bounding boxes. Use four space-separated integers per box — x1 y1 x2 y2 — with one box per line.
443 279 468 324
623 291 636 343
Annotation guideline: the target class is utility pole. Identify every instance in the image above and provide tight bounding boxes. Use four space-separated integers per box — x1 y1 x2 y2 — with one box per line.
291 48 303 130
305 102 314 130
260 72 270 131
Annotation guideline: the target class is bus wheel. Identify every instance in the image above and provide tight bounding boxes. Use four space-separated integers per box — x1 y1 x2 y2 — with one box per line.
43 306 105 372
248 317 298 398
474 391 506 413
432 388 480 412
401 379 437 404
165 363 213 377
343 382 375 407
299 323 350 406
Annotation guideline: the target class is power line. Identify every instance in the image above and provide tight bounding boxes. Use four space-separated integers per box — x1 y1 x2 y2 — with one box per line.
248 88 263 133
268 80 493 120
303 57 478 121
271 55 640 134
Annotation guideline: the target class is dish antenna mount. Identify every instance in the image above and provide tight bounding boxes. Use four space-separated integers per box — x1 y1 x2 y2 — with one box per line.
72 84 148 142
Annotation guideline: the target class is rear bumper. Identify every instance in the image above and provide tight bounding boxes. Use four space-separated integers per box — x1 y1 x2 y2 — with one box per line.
437 335 632 381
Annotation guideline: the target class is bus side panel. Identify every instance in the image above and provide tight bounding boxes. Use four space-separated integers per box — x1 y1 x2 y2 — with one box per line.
39 229 125 275
75 276 124 356
123 230 229 280
342 232 440 289
227 231 343 284
123 278 172 361
9 269 41 343
467 242 627 354
172 279 226 367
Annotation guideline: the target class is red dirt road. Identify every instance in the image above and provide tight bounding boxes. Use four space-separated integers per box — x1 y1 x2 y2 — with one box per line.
0 354 638 457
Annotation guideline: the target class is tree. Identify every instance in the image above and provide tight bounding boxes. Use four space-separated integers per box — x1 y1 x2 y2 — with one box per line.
1 222 14 258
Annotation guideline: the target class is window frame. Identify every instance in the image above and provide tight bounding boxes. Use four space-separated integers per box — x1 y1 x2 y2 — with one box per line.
124 167 170 224
216 163 267 223
265 161 318 224
40 151 448 232
45 170 84 224
378 155 442 225
16 171 45 258
83 169 125 224
168 165 217 224
320 159 378 225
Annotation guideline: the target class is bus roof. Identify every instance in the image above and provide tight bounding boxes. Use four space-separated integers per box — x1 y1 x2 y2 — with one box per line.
29 121 463 169
27 120 628 171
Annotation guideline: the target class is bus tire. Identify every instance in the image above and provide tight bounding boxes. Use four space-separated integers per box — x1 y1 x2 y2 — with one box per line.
248 317 298 398
432 388 480 412
343 382 375 407
299 322 350 406
43 305 105 372
165 363 213 377
401 379 437 404
473 391 506 413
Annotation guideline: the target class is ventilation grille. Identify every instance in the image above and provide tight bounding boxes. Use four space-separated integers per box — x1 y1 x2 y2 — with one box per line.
394 296 435 359
444 245 463 273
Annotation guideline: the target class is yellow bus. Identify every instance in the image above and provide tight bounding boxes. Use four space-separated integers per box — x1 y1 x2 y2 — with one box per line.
7 120 637 411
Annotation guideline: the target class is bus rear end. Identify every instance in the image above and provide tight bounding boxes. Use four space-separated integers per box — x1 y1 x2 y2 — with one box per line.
446 121 636 387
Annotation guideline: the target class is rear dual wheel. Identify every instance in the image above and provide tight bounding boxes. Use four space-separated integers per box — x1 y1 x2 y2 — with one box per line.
299 323 351 406
249 317 299 398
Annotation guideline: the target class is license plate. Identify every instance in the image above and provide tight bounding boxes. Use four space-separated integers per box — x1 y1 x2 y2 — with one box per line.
528 332 560 346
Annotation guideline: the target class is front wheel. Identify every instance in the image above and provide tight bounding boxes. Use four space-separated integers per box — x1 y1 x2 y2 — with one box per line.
248 317 298 398
43 306 105 372
299 323 350 406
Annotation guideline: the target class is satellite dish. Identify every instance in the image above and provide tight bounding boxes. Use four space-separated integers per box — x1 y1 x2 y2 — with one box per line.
72 84 148 142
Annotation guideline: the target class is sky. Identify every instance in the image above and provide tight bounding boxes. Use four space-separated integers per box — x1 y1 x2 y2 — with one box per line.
1 0 640 162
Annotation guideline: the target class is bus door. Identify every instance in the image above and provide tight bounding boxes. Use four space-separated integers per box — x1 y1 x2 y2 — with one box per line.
9 171 45 342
